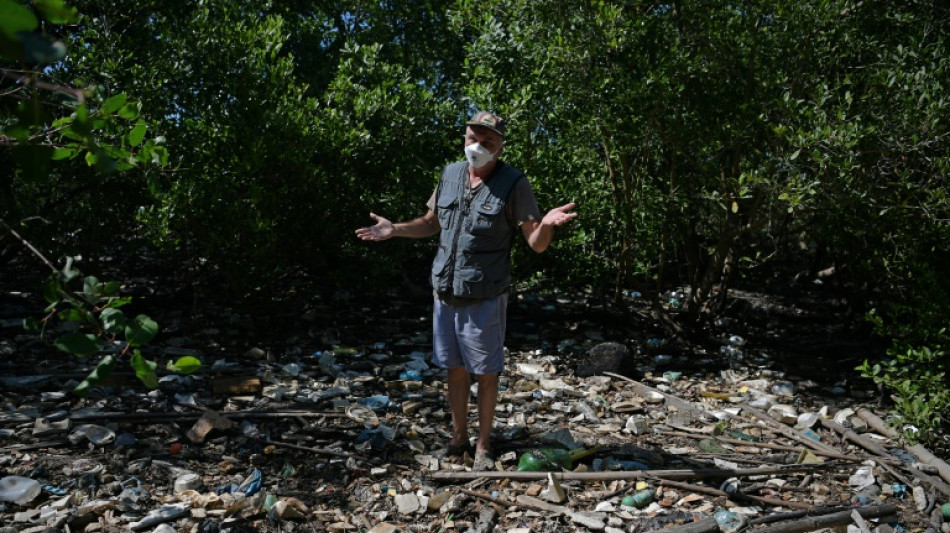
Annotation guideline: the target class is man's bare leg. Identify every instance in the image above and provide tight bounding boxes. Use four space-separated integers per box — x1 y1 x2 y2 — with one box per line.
447 366 471 448
475 372 498 454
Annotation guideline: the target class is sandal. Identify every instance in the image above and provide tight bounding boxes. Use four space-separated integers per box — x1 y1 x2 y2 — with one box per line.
472 451 495 471
445 442 474 458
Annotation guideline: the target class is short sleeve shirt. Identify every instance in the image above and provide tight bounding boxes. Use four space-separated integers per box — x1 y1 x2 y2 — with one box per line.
426 162 542 227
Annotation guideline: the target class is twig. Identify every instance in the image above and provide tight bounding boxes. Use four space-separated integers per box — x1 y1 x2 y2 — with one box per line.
0 218 58 273
654 477 812 510
263 438 355 459
855 408 950 487
755 504 897 533
430 464 829 482
742 404 845 457
851 509 873 533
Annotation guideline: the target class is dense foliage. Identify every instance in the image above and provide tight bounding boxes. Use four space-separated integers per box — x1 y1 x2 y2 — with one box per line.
2 0 948 439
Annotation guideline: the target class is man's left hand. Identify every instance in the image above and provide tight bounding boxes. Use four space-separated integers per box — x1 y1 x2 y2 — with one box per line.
542 203 578 227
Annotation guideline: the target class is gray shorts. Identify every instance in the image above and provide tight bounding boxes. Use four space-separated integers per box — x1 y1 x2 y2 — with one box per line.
432 294 508 375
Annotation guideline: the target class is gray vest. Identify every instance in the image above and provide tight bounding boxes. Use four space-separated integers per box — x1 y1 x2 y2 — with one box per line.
431 161 524 299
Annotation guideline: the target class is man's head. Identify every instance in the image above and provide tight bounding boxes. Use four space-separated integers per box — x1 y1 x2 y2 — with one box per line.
464 111 505 169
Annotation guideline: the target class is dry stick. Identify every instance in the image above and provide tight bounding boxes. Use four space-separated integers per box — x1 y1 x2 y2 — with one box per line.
850 509 873 533
656 429 876 464
648 516 719 533
741 405 845 457
263 438 354 459
0 440 69 452
0 218 58 273
748 505 854 525
818 417 914 488
754 504 898 533
430 464 828 482
460 489 605 530
654 477 813 510
855 408 950 487
67 410 351 423
604 372 716 421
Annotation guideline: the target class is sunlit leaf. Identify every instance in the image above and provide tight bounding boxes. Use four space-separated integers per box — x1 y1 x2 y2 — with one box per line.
125 314 158 346
131 350 158 388
101 93 128 114
128 120 147 146
167 355 202 375
34 0 79 24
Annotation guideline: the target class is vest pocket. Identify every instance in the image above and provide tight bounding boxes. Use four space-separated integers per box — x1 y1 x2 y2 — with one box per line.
469 202 504 235
436 196 457 228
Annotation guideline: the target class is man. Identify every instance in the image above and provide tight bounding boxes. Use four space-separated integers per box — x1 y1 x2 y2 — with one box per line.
355 111 577 470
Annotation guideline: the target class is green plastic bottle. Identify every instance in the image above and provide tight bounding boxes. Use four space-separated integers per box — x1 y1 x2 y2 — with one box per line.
516 446 599 471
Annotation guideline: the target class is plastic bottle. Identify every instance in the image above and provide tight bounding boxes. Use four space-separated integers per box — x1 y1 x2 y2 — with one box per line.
358 395 391 411
620 489 654 509
0 475 42 505
516 446 599 471
399 370 422 381
714 509 748 533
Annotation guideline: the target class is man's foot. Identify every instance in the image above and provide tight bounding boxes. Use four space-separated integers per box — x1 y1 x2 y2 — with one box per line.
472 450 495 471
445 440 473 457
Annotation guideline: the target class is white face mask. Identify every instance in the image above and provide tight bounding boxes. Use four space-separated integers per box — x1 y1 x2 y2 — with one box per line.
464 142 497 169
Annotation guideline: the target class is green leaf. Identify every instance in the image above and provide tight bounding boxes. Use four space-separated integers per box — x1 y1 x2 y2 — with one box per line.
118 102 141 120
34 0 79 24
101 93 128 114
131 350 158 388
128 120 147 146
83 275 101 301
110 296 133 308
42 276 63 304
0 0 38 38
57 308 83 322
125 314 158 346
101 281 121 297
167 355 202 375
73 355 116 397
23 317 41 333
60 255 81 282
51 146 79 160
54 332 102 357
100 307 126 335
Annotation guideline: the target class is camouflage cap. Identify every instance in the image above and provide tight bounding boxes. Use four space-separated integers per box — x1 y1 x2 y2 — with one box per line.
466 111 506 137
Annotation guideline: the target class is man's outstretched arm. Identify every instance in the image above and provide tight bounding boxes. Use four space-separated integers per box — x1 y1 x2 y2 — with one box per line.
355 210 440 241
521 202 578 253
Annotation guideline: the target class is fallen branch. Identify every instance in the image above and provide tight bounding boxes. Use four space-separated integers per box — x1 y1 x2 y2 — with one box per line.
742 405 845 458
657 429 886 464
747 505 853 525
67 410 351 423
0 440 69 452
754 504 897 533
459 489 606 530
818 417 915 488
263 438 355 459
648 516 719 533
430 464 829 482
654 477 813 510
856 408 950 487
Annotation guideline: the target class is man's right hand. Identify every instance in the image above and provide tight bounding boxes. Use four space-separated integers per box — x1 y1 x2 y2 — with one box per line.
355 212 395 241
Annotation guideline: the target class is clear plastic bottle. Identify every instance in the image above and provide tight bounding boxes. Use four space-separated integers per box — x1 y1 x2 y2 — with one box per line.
0 475 42 505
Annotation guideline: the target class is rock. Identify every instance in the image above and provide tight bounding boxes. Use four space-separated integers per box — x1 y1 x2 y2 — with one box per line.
576 342 629 377
394 493 420 514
